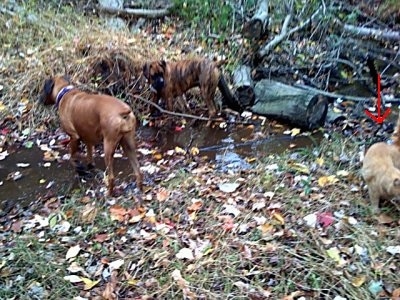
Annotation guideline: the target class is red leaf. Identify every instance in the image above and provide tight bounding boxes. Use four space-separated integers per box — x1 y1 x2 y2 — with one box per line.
317 212 334 228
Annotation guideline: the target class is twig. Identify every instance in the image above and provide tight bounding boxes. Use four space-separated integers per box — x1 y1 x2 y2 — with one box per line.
294 84 400 103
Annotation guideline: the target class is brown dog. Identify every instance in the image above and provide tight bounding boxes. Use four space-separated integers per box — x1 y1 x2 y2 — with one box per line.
142 59 240 123
40 75 142 195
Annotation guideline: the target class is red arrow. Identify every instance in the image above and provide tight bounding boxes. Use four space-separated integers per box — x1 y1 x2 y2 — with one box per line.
365 73 391 124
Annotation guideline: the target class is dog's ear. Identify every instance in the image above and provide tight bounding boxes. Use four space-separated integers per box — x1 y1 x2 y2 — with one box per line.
63 75 71 83
142 63 149 78
43 79 54 96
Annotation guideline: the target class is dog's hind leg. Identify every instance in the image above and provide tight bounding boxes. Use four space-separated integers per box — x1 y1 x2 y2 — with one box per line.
86 143 95 169
120 133 143 191
103 138 118 196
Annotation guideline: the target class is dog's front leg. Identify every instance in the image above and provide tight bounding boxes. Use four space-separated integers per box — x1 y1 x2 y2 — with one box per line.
103 139 117 196
69 137 88 176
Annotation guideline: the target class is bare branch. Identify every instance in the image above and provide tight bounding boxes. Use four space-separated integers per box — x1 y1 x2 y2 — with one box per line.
257 14 291 58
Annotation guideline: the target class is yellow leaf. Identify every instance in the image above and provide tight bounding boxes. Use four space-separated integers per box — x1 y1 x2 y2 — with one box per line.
246 157 257 163
81 277 100 290
288 162 310 174
326 247 343 265
272 212 285 225
0 102 5 112
153 153 163 160
259 223 274 233
291 128 301 137
175 146 186 155
127 279 138 285
318 175 338 187
351 275 366 287
189 147 199 156
316 157 324 166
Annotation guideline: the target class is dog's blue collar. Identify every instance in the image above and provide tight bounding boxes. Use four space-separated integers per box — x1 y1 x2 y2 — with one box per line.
55 85 74 108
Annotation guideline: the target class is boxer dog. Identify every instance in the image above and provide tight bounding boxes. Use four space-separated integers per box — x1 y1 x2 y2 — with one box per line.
40 75 143 195
142 58 240 125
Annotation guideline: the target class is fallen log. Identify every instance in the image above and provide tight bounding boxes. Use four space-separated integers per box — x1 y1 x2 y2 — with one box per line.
97 4 173 19
243 0 269 39
252 79 328 129
232 65 255 108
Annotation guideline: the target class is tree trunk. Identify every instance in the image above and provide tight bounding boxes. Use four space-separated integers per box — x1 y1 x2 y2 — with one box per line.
243 0 269 39
233 65 255 108
251 79 328 129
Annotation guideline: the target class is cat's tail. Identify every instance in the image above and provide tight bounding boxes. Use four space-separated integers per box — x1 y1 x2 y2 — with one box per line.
392 115 400 148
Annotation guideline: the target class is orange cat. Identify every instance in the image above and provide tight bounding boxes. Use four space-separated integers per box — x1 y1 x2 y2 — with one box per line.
361 118 400 212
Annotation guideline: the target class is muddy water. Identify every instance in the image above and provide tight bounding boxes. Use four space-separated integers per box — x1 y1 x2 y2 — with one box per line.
0 125 321 210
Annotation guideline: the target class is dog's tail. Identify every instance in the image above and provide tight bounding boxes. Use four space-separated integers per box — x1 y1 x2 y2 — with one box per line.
392 115 400 148
218 75 244 113
119 111 136 133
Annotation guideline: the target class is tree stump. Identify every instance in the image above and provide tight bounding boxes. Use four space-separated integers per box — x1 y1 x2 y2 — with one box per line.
233 65 255 108
251 79 328 129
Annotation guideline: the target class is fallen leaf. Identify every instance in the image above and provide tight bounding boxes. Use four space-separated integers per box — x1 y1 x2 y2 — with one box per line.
190 146 199 156
351 275 366 287
109 205 128 222
288 162 310 174
64 275 82 283
291 128 301 137
272 212 285 225
187 200 203 212
81 277 100 290
303 213 317 227
176 248 194 260
93 233 110 243
66 245 81 260
317 211 334 228
156 188 170 202
218 182 240 193
386 245 400 255
109 259 124 270
318 175 338 187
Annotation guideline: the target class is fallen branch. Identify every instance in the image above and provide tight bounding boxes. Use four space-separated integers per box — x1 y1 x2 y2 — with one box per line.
295 84 400 103
335 19 400 41
132 94 251 125
97 5 173 19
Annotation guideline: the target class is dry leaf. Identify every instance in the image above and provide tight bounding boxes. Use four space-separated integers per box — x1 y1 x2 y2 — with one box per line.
156 188 170 202
272 212 285 225
66 245 81 260
318 175 338 187
176 248 194 260
81 277 100 290
351 275 366 287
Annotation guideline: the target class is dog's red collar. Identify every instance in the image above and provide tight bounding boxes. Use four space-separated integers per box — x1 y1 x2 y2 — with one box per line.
55 85 74 108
